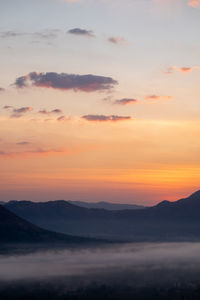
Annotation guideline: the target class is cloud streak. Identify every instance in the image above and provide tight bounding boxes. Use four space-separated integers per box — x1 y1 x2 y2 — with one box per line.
114 98 138 105
145 95 174 101
68 28 95 37
16 142 30 146
82 114 132 122
14 72 118 92
3 106 13 109
57 115 71 121
0 148 70 158
38 109 63 115
107 37 128 46
0 29 60 40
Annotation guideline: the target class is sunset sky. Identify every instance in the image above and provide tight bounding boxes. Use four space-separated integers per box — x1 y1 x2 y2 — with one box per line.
0 0 200 204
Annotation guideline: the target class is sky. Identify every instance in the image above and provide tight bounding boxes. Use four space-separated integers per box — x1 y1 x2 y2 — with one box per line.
0 0 200 205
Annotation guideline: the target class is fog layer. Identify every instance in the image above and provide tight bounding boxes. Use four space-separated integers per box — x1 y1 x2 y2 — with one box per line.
1 242 200 281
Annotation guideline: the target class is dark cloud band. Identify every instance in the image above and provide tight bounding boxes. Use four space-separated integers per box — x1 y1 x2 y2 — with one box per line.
14 72 118 92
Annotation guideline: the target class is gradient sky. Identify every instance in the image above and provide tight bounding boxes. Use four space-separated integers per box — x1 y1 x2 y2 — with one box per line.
0 0 200 204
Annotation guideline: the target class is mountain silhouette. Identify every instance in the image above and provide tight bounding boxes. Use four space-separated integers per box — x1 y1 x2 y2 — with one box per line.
68 200 145 210
4 190 200 242
0 204 102 246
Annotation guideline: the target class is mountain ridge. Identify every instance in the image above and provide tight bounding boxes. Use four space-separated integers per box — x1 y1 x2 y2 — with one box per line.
0 204 105 247
4 190 200 242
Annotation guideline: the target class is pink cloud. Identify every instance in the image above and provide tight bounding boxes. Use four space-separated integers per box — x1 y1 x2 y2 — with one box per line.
107 37 128 46
145 95 174 101
166 66 200 74
188 0 200 8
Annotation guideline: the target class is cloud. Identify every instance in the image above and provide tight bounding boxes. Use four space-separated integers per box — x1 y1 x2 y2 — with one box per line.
0 148 69 158
188 0 200 8
57 115 71 121
107 37 128 45
14 72 118 92
166 66 200 74
0 144 97 158
10 107 33 118
52 109 63 114
33 29 60 40
145 95 174 101
3 105 13 109
39 109 63 115
13 107 33 114
114 98 138 105
0 29 60 40
0 30 26 38
82 114 132 122
68 28 95 37
16 141 30 145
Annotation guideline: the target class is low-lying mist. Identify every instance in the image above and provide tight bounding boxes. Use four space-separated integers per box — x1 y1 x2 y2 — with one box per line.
2 243 200 299
1 242 200 281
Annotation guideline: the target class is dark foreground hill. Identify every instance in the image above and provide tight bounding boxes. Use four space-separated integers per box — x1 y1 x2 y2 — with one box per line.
0 204 104 253
4 190 200 242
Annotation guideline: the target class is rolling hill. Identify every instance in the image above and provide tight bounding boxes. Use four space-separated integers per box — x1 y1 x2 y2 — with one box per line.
4 190 200 241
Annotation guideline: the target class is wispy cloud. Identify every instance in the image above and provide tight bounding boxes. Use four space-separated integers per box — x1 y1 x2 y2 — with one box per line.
13 107 33 114
0 29 60 40
0 144 98 158
82 114 132 122
3 106 13 109
0 148 69 158
16 141 30 146
14 72 118 92
166 66 200 74
33 29 60 39
10 107 33 118
57 115 71 121
145 95 174 101
0 30 26 38
38 109 63 115
107 36 128 46
68 28 95 37
114 98 138 105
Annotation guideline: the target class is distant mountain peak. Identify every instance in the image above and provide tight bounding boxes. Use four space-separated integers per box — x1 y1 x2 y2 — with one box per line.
155 200 171 208
188 190 200 198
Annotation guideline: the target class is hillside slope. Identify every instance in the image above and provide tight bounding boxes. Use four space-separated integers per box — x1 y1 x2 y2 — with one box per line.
4 190 200 241
0 204 101 245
